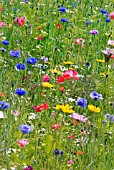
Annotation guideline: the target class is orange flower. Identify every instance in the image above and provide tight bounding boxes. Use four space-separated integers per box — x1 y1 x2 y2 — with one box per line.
36 27 41 30
0 6 2 11
59 86 65 92
0 92 6 97
76 150 83 155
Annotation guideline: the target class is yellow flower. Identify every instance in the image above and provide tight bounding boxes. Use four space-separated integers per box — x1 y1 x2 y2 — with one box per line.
42 82 54 88
50 69 61 74
96 59 105 63
55 104 74 114
64 61 74 65
88 105 101 112
69 68 75 70
100 73 106 77
44 62 50 65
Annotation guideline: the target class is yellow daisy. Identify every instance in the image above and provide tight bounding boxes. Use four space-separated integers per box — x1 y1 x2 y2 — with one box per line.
88 105 101 112
42 82 54 88
96 59 105 63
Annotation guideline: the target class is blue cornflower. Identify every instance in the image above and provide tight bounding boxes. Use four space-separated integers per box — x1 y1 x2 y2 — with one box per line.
106 114 114 122
15 88 26 96
90 91 102 100
26 57 38 65
58 7 66 12
54 149 60 155
0 48 6 52
2 40 10 45
85 62 91 67
10 50 20 58
24 0 28 2
19 124 32 134
100 9 107 14
60 18 68 22
85 21 90 25
16 63 26 70
77 98 87 108
0 101 10 110
54 149 64 156
106 18 110 22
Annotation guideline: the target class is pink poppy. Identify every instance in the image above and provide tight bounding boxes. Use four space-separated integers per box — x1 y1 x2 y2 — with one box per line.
69 113 88 122
0 21 5 28
111 55 114 59
18 139 29 147
68 134 74 140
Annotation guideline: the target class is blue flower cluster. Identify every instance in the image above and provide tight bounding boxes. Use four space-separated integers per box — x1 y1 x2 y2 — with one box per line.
58 7 66 12
16 63 26 70
10 50 20 58
60 18 68 22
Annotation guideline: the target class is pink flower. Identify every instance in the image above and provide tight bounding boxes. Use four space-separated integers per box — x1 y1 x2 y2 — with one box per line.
0 21 5 28
63 70 79 80
67 160 74 164
110 11 114 20
42 74 50 82
11 110 20 116
68 134 74 140
18 139 29 147
69 113 88 122
75 38 85 47
14 17 25 27
52 123 61 130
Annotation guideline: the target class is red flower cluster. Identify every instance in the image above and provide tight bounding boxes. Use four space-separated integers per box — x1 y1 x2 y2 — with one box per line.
34 103 49 112
52 123 61 130
14 16 25 27
57 70 79 83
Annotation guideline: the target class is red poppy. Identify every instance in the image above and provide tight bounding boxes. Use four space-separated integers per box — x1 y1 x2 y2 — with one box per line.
57 76 65 83
37 36 43 40
35 103 49 112
110 11 114 20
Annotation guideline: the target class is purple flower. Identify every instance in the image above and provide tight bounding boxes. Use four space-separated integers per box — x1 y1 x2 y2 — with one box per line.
19 124 32 134
58 7 66 12
54 149 60 155
90 91 102 100
77 98 87 108
106 114 114 122
67 160 74 164
90 30 99 35
24 166 33 170
0 101 10 110
69 113 88 122
2 40 10 45
102 48 114 62
15 88 26 96
0 48 6 52
60 18 68 22
85 21 90 25
10 50 20 58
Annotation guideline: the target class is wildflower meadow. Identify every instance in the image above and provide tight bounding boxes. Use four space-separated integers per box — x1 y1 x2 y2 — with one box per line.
0 0 114 169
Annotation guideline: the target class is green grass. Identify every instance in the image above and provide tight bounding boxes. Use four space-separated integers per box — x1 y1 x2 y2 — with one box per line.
0 0 114 169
